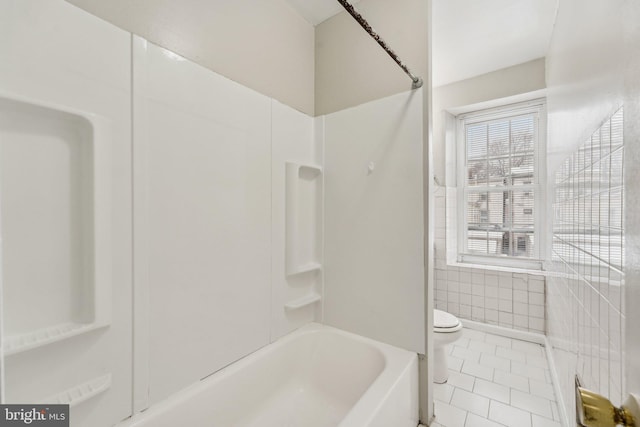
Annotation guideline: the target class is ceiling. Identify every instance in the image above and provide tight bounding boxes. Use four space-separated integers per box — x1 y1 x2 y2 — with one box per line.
285 0 558 87
284 0 362 26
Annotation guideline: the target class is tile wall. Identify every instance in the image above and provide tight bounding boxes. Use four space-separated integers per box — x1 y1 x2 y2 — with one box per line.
546 107 625 426
434 186 546 334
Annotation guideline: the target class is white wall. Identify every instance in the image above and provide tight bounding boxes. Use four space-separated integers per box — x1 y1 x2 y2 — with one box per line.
544 0 640 425
0 1 132 426
314 0 429 116
545 0 625 176
271 100 322 340
133 38 320 408
547 109 624 427
65 0 315 116
132 37 273 406
623 0 640 399
323 89 425 353
316 2 431 416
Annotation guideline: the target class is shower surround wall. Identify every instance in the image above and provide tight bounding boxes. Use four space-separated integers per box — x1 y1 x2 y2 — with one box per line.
132 36 322 409
0 1 133 425
2 1 428 426
323 90 425 353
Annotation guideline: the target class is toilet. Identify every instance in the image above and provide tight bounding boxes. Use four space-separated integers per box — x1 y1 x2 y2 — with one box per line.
433 309 463 384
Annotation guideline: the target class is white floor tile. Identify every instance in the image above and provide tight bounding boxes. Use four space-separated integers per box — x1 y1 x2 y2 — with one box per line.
495 346 527 363
532 414 561 427
447 370 476 392
473 378 510 404
529 378 556 400
434 382 455 403
451 388 490 418
452 345 482 362
437 330 562 427
525 353 549 369
448 355 464 372
435 400 467 427
461 360 494 381
512 340 544 356
479 353 511 372
488 400 532 427
511 389 553 418
455 336 471 348
511 360 548 382
468 340 497 355
465 413 508 427
484 333 513 348
463 329 487 341
493 369 530 392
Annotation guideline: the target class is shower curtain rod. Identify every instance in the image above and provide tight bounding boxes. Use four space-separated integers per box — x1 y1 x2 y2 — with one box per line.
336 0 423 89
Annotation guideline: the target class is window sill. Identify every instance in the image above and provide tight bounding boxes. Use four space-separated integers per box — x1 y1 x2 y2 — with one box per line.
447 260 549 276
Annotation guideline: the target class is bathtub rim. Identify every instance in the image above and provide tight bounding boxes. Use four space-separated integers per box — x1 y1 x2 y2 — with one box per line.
117 322 418 427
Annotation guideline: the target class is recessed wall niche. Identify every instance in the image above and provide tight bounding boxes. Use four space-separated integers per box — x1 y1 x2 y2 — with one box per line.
0 96 111 355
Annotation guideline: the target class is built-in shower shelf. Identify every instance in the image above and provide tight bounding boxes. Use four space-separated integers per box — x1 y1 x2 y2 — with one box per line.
42 374 112 407
285 161 323 276
287 262 322 276
4 322 108 356
284 292 321 310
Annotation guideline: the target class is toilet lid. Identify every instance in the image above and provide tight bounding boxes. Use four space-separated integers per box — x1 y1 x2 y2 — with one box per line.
434 309 460 329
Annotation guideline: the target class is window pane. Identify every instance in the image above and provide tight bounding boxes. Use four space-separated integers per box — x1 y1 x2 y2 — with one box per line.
511 154 534 185
487 191 507 224
512 189 535 228
462 107 541 261
467 124 487 160
467 192 489 224
467 229 489 254
467 159 487 186
466 189 536 258
488 121 510 157
511 115 535 154
488 158 508 186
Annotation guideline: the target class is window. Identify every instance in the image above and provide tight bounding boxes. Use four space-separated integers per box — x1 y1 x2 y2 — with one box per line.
457 100 546 269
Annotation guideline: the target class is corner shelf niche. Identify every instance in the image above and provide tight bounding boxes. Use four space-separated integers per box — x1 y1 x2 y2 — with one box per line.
0 96 111 356
284 162 323 310
41 374 112 407
284 292 321 311
4 322 108 357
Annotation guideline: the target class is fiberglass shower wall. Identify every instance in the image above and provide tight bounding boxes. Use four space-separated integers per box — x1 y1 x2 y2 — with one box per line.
322 90 426 354
0 1 133 425
0 2 427 426
131 36 322 410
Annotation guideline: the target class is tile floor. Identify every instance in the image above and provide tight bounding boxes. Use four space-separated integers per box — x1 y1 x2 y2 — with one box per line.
429 328 562 427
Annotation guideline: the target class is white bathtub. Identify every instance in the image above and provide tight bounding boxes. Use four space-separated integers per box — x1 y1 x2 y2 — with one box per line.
119 323 419 427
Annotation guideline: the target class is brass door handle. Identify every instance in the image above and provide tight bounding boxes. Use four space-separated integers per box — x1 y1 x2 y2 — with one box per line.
576 376 636 427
